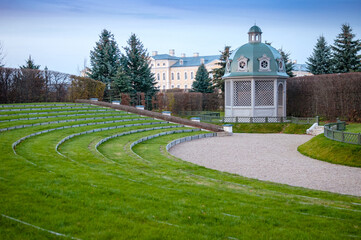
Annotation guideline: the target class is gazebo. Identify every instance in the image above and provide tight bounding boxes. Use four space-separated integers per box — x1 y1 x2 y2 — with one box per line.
223 25 288 119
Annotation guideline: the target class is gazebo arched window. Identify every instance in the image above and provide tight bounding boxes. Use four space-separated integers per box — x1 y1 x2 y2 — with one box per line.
278 83 284 106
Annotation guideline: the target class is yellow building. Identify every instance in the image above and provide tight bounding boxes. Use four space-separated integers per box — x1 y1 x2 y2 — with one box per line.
150 49 220 91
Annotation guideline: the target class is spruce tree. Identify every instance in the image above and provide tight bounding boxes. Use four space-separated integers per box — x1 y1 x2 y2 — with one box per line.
331 23 361 73
306 36 333 74
113 65 133 93
192 64 213 93
212 46 231 93
279 49 294 77
20 55 40 69
121 33 157 95
89 29 120 84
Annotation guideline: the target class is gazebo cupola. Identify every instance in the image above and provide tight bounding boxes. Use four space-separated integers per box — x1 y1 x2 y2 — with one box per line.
223 25 289 119
248 25 262 43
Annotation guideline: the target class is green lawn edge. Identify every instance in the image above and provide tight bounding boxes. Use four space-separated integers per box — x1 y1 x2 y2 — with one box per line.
298 134 361 168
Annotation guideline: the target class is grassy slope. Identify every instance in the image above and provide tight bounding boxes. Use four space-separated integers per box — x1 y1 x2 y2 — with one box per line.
213 123 311 134
0 104 360 239
298 133 361 168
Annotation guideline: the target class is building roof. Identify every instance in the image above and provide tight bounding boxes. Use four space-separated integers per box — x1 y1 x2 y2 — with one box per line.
224 42 288 78
151 54 180 60
293 64 309 72
171 55 220 67
248 25 262 33
223 25 288 78
151 54 220 68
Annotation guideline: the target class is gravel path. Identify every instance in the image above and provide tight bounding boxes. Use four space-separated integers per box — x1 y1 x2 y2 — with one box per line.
169 133 361 196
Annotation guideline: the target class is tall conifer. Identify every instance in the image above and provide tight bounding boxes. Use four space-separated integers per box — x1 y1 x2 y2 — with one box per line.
121 34 157 95
20 55 40 69
212 46 231 93
192 64 213 93
331 23 360 73
279 49 294 77
89 29 120 84
306 36 333 74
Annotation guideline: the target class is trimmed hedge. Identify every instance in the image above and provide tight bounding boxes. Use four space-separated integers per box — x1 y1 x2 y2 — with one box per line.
287 72 361 121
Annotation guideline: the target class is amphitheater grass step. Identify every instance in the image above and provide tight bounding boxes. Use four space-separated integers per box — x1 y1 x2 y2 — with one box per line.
0 103 360 239
0 113 138 130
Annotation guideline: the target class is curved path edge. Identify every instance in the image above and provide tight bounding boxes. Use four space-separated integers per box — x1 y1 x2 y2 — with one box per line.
169 133 361 196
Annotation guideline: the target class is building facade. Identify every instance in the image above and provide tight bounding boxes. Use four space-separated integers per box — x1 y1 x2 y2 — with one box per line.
223 25 289 118
150 50 220 91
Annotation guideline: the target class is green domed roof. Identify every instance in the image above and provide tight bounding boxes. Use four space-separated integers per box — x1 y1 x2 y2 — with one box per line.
248 25 262 33
223 42 288 78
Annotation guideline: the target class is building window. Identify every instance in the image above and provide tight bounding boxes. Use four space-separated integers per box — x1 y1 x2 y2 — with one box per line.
185 85 188 89
233 81 251 106
184 72 187 80
278 83 284 106
177 72 180 80
277 58 284 72
163 72 166 80
157 63 160 66
163 85 166 90
171 85 174 89
191 72 194 79
177 85 180 88
171 73 174 80
237 56 248 72
163 63 166 66
226 59 231 73
157 73 160 81
180 59 183 65
255 80 274 106
258 54 271 72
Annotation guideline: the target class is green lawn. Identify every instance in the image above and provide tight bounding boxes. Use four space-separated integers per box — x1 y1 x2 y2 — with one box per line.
212 122 311 134
347 123 361 133
0 103 360 239
298 134 361 167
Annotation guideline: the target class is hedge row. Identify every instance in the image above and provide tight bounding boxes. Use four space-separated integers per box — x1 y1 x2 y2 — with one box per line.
287 72 361 121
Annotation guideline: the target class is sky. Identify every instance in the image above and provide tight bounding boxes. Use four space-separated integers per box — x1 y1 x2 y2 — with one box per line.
0 0 360 75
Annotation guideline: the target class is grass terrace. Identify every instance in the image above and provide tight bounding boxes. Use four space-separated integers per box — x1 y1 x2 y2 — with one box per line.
298 123 361 167
0 103 360 239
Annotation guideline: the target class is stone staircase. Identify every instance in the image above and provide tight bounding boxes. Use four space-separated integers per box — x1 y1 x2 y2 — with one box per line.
306 124 324 136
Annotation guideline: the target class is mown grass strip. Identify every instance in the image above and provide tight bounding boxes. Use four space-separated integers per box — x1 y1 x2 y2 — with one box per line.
298 134 361 167
0 111 128 123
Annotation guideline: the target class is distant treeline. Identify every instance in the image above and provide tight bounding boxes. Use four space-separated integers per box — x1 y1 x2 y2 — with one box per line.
0 67 105 103
287 72 361 121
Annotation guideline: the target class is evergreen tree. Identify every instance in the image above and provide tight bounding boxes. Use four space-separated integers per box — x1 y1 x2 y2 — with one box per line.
89 29 120 84
331 23 361 73
279 49 294 77
113 65 133 93
20 55 40 69
121 33 157 95
192 64 213 93
306 36 333 74
212 46 231 93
